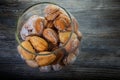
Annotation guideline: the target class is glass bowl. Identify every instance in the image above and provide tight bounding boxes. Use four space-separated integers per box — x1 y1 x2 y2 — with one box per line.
15 2 82 72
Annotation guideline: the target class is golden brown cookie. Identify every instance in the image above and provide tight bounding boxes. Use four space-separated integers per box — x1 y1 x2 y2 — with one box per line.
66 17 82 40
35 52 56 66
43 28 58 45
59 31 77 43
64 38 80 53
34 17 44 35
29 36 48 52
54 14 70 31
44 4 60 14
44 4 60 20
17 41 35 60
20 15 44 40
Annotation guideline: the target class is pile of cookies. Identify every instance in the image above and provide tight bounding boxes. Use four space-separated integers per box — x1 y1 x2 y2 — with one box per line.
17 4 82 72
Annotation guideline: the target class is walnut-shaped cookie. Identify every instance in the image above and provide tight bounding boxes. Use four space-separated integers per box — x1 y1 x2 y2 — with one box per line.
44 4 60 21
29 36 48 52
20 15 45 40
17 40 35 60
35 52 56 66
54 14 70 31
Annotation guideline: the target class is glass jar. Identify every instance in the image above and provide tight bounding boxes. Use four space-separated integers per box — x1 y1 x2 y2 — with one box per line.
15 2 82 72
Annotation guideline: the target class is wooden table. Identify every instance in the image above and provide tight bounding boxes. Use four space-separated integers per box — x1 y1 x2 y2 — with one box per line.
0 0 120 79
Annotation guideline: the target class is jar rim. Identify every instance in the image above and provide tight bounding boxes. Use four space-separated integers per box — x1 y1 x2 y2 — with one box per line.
15 2 74 56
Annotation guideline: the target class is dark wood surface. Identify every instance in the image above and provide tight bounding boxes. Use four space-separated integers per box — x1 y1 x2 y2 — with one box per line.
0 0 120 80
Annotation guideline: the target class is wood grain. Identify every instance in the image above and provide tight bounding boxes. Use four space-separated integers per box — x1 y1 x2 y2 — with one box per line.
0 0 120 79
